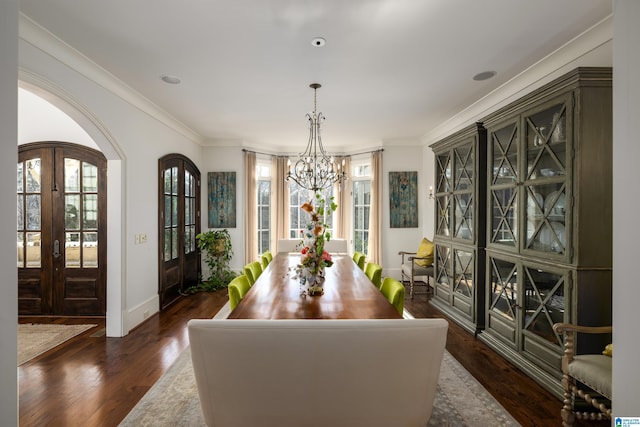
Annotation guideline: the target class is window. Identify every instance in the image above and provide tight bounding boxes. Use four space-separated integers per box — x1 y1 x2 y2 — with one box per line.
256 161 271 255
352 160 371 255
289 181 334 239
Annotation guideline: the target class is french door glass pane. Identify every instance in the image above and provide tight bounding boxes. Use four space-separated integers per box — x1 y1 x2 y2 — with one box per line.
65 158 80 192
65 195 80 229
82 194 98 229
82 163 98 192
26 232 41 268
17 195 23 230
65 232 81 268
26 195 41 230
17 232 24 268
17 163 23 192
26 159 41 192
83 232 98 267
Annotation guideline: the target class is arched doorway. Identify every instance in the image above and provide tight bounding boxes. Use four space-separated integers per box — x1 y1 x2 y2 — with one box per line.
18 142 107 315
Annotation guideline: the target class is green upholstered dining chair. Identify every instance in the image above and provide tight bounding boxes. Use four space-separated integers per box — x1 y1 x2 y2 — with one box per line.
380 277 405 315
261 250 273 270
243 261 263 286
352 251 365 270
364 262 383 289
228 275 251 311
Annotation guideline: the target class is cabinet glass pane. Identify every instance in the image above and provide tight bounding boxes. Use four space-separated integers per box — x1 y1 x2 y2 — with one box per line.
490 188 517 246
523 266 565 346
525 183 567 254
453 249 474 297
436 153 451 193
436 195 450 236
491 124 518 185
454 144 473 192
488 257 517 321
525 103 567 180
454 193 473 239
435 245 451 289
17 232 24 268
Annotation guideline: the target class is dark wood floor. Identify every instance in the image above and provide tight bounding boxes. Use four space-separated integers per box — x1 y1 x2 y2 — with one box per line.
18 290 608 427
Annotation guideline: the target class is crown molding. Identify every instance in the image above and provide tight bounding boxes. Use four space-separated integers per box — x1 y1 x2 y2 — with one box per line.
422 14 613 145
19 13 204 145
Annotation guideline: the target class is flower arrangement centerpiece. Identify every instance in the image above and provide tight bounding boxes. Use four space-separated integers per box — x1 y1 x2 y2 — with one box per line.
295 193 338 296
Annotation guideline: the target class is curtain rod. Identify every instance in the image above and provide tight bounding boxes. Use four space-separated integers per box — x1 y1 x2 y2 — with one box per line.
242 148 384 157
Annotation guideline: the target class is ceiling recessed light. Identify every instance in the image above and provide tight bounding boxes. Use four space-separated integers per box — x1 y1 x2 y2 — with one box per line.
161 75 181 85
311 37 326 47
473 71 497 81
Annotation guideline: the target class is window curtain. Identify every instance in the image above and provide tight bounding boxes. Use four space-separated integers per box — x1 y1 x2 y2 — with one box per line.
244 150 257 264
367 150 383 264
335 155 351 241
272 156 290 245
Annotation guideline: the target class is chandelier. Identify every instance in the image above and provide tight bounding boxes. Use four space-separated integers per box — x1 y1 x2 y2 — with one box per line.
287 83 347 192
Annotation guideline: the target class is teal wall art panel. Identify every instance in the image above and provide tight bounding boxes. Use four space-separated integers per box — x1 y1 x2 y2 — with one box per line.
389 171 418 228
208 172 236 228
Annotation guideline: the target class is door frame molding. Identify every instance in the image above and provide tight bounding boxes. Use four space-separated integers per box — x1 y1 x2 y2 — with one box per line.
19 76 126 336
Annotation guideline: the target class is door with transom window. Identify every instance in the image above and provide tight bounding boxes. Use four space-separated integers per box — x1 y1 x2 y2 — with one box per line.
17 142 107 316
158 154 201 309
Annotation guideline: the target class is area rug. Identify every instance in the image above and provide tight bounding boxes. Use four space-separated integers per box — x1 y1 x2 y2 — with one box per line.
120 307 521 426
18 323 96 365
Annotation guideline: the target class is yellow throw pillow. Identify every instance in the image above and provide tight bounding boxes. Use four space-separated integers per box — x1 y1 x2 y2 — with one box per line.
415 238 434 267
602 343 613 357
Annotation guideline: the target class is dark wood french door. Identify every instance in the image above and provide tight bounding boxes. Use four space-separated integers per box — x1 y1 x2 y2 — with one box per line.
158 154 201 309
18 142 107 316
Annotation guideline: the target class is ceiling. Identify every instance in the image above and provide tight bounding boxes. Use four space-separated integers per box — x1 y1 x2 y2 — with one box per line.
19 0 612 152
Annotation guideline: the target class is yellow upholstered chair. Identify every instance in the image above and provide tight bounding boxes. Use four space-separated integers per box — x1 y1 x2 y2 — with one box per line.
243 261 263 286
364 262 383 289
380 277 405 315
399 237 435 299
552 323 612 427
261 250 273 270
228 275 251 311
352 251 365 270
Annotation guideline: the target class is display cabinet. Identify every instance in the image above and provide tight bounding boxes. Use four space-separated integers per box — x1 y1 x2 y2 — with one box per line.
480 68 612 398
430 123 487 335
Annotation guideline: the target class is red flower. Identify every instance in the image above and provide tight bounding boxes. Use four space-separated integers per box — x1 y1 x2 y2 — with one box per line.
301 247 308 254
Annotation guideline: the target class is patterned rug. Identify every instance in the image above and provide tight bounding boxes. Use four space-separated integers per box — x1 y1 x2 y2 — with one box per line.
18 323 96 365
120 305 521 426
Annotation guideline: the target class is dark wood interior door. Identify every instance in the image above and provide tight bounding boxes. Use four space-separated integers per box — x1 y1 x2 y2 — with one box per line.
158 154 201 309
18 142 107 316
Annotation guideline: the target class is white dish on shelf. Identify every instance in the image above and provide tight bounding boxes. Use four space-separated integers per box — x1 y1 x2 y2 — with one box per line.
527 192 544 218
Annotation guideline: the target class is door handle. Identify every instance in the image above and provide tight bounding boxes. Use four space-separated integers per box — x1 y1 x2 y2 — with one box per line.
53 239 61 258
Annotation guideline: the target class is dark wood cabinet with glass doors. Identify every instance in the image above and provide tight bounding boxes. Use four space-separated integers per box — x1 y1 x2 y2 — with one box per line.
481 67 612 398
430 123 487 335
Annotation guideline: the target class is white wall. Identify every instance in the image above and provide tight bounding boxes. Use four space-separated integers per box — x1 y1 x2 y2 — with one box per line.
200 146 246 274
381 144 426 278
612 0 640 416
0 1 18 424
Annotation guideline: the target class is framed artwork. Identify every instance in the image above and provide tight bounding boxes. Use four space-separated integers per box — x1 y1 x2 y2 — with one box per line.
389 171 418 228
207 172 236 228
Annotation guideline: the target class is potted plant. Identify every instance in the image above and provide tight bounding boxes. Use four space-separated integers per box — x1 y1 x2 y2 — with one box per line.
186 229 235 293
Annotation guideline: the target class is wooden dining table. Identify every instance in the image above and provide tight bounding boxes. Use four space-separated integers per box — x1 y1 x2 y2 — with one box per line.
227 252 403 319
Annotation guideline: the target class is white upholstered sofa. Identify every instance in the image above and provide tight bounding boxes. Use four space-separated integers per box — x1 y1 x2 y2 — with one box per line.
188 318 448 427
